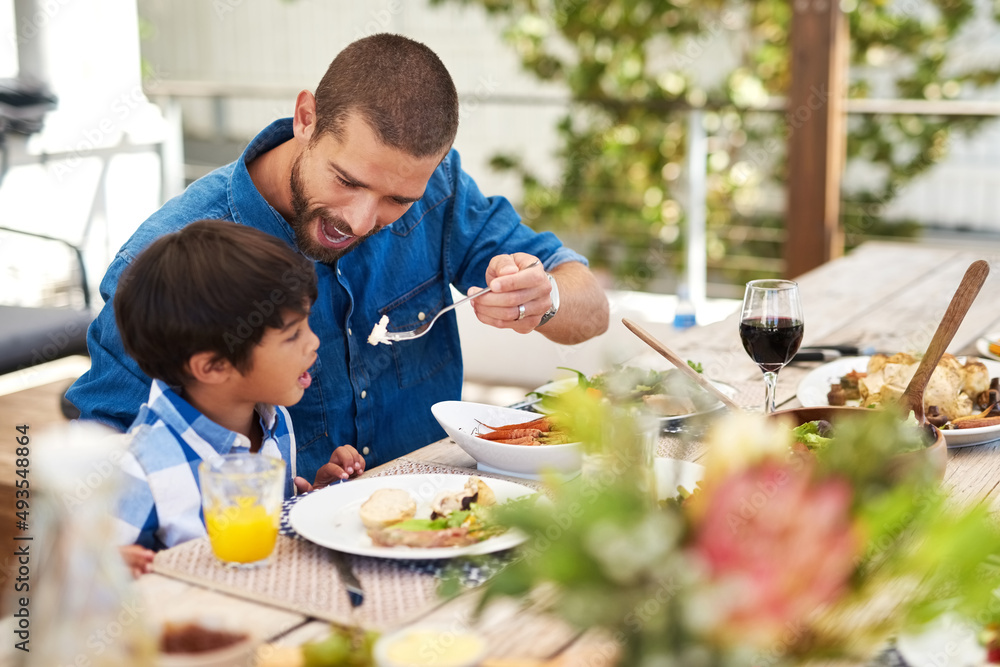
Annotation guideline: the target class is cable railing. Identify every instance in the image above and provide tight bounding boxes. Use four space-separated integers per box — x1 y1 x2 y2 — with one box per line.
144 81 1000 302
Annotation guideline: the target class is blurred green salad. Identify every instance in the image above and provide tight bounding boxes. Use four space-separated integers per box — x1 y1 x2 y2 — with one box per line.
529 365 722 417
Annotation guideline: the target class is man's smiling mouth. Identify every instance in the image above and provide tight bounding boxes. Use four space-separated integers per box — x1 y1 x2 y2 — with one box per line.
319 218 355 247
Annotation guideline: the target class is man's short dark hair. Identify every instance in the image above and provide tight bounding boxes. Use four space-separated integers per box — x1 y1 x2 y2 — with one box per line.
115 220 318 388
313 33 459 158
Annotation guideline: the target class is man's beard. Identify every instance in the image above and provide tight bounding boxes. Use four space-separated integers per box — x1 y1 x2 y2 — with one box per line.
288 155 380 264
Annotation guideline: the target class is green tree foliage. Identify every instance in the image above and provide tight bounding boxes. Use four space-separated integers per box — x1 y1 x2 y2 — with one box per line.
434 0 1000 289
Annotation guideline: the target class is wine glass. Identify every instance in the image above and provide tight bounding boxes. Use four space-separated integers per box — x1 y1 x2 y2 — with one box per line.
739 279 804 413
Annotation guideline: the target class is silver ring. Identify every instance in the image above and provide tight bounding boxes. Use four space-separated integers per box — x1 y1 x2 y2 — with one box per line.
517 304 526 321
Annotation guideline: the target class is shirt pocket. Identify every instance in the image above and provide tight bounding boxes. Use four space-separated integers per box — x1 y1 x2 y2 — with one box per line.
381 273 458 389
290 355 328 452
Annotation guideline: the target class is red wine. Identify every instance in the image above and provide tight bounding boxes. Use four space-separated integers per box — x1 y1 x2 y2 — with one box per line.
740 317 804 372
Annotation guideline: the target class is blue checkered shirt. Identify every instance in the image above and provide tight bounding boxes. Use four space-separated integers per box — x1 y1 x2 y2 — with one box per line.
113 380 297 550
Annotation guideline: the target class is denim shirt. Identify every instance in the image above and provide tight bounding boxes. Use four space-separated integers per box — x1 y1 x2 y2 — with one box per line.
68 118 587 481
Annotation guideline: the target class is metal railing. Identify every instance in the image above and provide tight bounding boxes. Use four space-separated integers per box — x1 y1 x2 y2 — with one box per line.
144 81 1000 305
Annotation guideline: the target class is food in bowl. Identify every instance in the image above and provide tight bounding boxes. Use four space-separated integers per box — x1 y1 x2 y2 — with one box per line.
472 415 571 446
160 622 249 654
374 625 485 667
431 401 582 476
532 365 729 418
770 406 947 481
157 621 256 667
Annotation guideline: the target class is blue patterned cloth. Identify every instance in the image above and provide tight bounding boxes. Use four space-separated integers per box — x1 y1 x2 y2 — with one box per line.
114 379 296 550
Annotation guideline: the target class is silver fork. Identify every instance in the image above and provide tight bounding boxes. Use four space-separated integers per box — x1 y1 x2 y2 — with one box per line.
382 259 540 342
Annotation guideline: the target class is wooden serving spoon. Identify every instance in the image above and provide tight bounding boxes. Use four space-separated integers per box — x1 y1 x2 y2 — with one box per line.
899 259 990 423
622 318 743 412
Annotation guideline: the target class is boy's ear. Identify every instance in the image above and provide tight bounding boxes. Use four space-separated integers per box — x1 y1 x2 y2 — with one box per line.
185 352 235 385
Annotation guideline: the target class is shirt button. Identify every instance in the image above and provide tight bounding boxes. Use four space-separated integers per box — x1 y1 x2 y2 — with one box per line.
362 447 370 456
361 390 367 399
337 268 341 275
418 312 426 321
348 328 352 336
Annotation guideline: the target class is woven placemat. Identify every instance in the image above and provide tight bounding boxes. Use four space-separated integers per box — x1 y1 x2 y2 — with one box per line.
365 458 547 490
152 535 442 630
154 461 539 630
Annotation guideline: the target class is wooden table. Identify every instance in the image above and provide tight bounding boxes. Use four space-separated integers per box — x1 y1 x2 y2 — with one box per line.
135 241 1000 665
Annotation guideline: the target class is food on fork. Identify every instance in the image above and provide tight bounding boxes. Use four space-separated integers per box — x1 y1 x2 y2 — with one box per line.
367 314 392 346
359 488 416 530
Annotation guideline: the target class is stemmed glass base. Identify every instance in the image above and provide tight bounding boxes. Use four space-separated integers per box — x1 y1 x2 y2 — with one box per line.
762 370 778 414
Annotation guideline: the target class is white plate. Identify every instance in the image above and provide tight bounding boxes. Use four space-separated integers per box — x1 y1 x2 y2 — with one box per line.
976 333 1000 363
431 401 581 479
896 614 986 667
529 377 738 431
796 356 1000 448
288 474 537 559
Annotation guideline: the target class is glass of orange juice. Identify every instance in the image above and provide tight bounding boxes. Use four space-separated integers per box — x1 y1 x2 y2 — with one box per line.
199 453 285 568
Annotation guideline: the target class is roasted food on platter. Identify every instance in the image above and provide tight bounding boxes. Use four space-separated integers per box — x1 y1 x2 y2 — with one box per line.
826 353 1000 428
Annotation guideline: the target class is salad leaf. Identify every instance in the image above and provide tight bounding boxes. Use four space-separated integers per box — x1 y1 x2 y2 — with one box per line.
393 510 472 531
792 421 834 451
557 366 593 389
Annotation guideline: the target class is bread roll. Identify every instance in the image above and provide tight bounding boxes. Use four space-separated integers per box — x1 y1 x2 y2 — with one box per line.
359 488 416 530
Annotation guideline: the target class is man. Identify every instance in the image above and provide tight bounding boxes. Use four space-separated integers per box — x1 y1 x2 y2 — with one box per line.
68 33 609 485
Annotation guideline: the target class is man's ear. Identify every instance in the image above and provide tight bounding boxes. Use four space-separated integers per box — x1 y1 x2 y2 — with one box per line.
185 351 234 386
292 90 317 144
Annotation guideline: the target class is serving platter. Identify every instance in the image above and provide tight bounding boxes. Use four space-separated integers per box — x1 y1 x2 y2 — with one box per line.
288 474 536 559
796 356 1000 448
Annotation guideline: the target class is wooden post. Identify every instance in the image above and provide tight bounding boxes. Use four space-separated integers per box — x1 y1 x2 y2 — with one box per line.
784 0 848 278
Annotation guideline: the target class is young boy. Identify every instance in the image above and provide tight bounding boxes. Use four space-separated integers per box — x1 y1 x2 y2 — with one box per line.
111 220 364 575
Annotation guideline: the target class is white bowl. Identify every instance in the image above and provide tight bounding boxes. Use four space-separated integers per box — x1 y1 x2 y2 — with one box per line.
431 401 581 478
374 625 486 667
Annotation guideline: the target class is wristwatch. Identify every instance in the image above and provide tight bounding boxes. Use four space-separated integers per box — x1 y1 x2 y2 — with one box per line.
538 273 560 327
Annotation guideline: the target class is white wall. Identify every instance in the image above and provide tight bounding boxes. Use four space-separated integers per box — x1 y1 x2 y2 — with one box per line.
136 0 568 201
137 0 1000 236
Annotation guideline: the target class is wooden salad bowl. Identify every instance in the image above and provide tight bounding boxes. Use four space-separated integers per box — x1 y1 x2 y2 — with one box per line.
768 405 947 482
